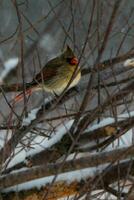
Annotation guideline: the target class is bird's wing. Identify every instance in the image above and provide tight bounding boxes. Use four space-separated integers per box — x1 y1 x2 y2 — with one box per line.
35 67 58 82
34 57 63 83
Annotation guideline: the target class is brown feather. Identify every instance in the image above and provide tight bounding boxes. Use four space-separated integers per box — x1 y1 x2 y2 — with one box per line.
13 46 81 102
35 67 58 83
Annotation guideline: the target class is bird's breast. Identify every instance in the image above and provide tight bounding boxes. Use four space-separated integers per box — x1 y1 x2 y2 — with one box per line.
42 64 81 94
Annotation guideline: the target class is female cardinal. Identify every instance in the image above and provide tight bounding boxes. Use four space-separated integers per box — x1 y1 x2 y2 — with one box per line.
15 46 81 102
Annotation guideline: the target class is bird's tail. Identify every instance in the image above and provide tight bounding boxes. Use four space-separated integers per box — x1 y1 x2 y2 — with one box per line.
13 81 37 103
13 88 33 103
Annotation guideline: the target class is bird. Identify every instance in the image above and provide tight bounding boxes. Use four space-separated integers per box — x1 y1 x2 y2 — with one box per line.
14 46 81 102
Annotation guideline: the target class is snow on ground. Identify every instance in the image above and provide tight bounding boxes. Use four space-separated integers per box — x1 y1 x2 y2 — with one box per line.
0 109 133 196
124 58 134 67
26 119 74 157
22 107 41 126
0 110 133 169
0 57 18 83
89 111 134 131
2 159 129 195
3 119 74 168
0 129 12 148
106 129 132 150
3 163 108 193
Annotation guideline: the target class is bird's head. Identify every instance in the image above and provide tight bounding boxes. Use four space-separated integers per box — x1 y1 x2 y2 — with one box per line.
62 45 78 65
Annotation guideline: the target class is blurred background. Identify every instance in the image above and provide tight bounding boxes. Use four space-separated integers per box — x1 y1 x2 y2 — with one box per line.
0 0 134 122
0 1 134 199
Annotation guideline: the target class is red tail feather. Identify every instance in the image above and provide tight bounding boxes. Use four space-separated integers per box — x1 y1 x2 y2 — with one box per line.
14 88 32 103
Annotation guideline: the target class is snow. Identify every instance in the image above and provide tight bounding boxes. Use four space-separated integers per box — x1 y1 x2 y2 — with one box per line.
0 110 133 195
25 120 74 157
22 107 41 126
58 195 77 200
124 58 134 67
89 111 134 132
0 57 19 83
0 130 12 148
4 58 19 69
1 110 134 169
105 129 132 150
2 164 108 193
3 120 73 168
2 159 129 193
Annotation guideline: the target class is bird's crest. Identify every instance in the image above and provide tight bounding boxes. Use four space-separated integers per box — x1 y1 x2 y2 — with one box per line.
63 45 75 59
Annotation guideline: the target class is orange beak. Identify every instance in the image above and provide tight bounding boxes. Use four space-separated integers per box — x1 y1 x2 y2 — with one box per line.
70 57 78 65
